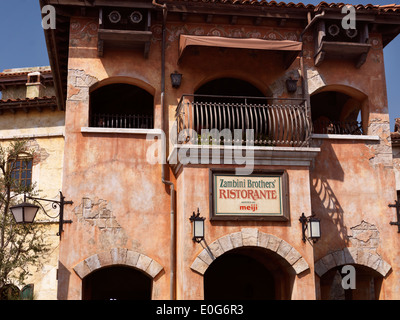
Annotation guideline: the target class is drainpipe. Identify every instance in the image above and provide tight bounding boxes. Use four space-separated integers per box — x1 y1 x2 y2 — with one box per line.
152 0 176 301
299 11 325 145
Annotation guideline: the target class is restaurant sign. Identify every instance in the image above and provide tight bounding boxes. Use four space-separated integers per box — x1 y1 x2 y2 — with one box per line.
210 171 289 221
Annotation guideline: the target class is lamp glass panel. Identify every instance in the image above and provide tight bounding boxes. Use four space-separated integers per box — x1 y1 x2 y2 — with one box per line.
194 219 204 239
309 220 321 239
171 74 182 87
24 206 39 223
11 207 23 223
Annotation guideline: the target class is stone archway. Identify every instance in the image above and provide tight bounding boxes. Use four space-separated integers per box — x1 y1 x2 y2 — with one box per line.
190 228 309 276
315 248 391 300
314 247 391 278
73 248 164 280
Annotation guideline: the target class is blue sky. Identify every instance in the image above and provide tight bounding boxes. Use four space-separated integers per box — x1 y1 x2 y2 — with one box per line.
1 0 399 130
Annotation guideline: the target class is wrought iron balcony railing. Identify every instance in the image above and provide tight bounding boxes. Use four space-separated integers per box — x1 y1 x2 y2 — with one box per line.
313 119 363 135
175 94 312 147
90 113 153 129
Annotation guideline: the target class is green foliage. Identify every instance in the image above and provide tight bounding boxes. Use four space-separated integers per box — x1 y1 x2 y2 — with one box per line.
0 140 50 295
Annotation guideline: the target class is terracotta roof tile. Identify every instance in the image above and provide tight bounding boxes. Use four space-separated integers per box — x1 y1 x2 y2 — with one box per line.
0 96 56 104
166 0 400 12
0 69 52 78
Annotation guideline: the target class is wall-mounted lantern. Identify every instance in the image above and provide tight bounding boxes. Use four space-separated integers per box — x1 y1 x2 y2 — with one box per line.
189 208 205 243
10 192 73 239
299 213 321 243
170 71 182 88
9 202 39 224
286 78 298 93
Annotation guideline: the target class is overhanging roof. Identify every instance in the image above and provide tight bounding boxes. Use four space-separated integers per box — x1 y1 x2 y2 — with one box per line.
39 0 400 111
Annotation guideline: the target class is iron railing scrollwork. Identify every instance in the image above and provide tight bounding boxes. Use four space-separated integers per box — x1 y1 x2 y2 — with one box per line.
175 94 312 147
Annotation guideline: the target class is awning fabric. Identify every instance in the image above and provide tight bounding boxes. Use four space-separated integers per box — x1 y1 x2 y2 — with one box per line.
178 34 303 62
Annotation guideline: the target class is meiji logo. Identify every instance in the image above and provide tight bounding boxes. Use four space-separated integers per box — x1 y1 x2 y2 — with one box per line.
239 204 258 212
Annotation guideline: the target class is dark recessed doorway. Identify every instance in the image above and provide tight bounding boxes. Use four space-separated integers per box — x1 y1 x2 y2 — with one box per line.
204 247 290 300
82 266 152 300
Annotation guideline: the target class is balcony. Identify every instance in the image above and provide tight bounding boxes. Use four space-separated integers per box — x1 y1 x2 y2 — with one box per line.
174 94 312 147
169 94 321 172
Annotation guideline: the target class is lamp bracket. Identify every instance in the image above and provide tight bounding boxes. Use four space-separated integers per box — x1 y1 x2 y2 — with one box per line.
24 191 73 238
299 212 319 243
189 207 204 221
388 200 400 233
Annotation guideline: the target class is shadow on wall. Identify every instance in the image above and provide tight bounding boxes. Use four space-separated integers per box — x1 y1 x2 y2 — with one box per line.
311 142 349 246
56 261 71 300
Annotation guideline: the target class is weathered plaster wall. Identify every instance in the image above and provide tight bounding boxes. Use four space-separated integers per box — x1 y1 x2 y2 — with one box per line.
0 114 65 299
59 13 399 300
303 31 399 298
58 16 171 300
0 110 65 139
176 165 316 300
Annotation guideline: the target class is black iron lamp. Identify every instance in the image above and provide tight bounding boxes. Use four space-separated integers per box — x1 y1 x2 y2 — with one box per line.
9 202 39 224
170 71 182 88
10 191 73 238
286 78 298 93
189 208 205 243
299 213 321 243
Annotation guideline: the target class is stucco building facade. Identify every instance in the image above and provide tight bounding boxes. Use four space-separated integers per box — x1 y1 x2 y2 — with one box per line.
13 0 399 299
0 66 65 299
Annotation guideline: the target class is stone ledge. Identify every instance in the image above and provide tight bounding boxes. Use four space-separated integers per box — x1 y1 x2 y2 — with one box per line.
168 144 321 174
81 127 163 136
311 134 380 141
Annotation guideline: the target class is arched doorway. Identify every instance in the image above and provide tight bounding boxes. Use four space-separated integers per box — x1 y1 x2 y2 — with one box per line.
315 248 391 300
195 77 266 103
204 247 293 300
320 265 383 300
193 78 268 143
82 266 152 300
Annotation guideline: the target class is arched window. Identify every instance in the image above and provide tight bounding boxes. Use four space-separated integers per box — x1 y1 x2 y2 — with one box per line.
311 90 363 135
9 153 33 189
89 83 154 129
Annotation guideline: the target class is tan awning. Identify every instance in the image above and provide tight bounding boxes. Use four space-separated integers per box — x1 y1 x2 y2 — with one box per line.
178 34 303 67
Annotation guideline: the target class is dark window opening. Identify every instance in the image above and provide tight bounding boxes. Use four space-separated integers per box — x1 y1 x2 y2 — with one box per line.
89 83 154 129
82 266 152 300
10 158 33 189
311 91 362 135
195 78 266 105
